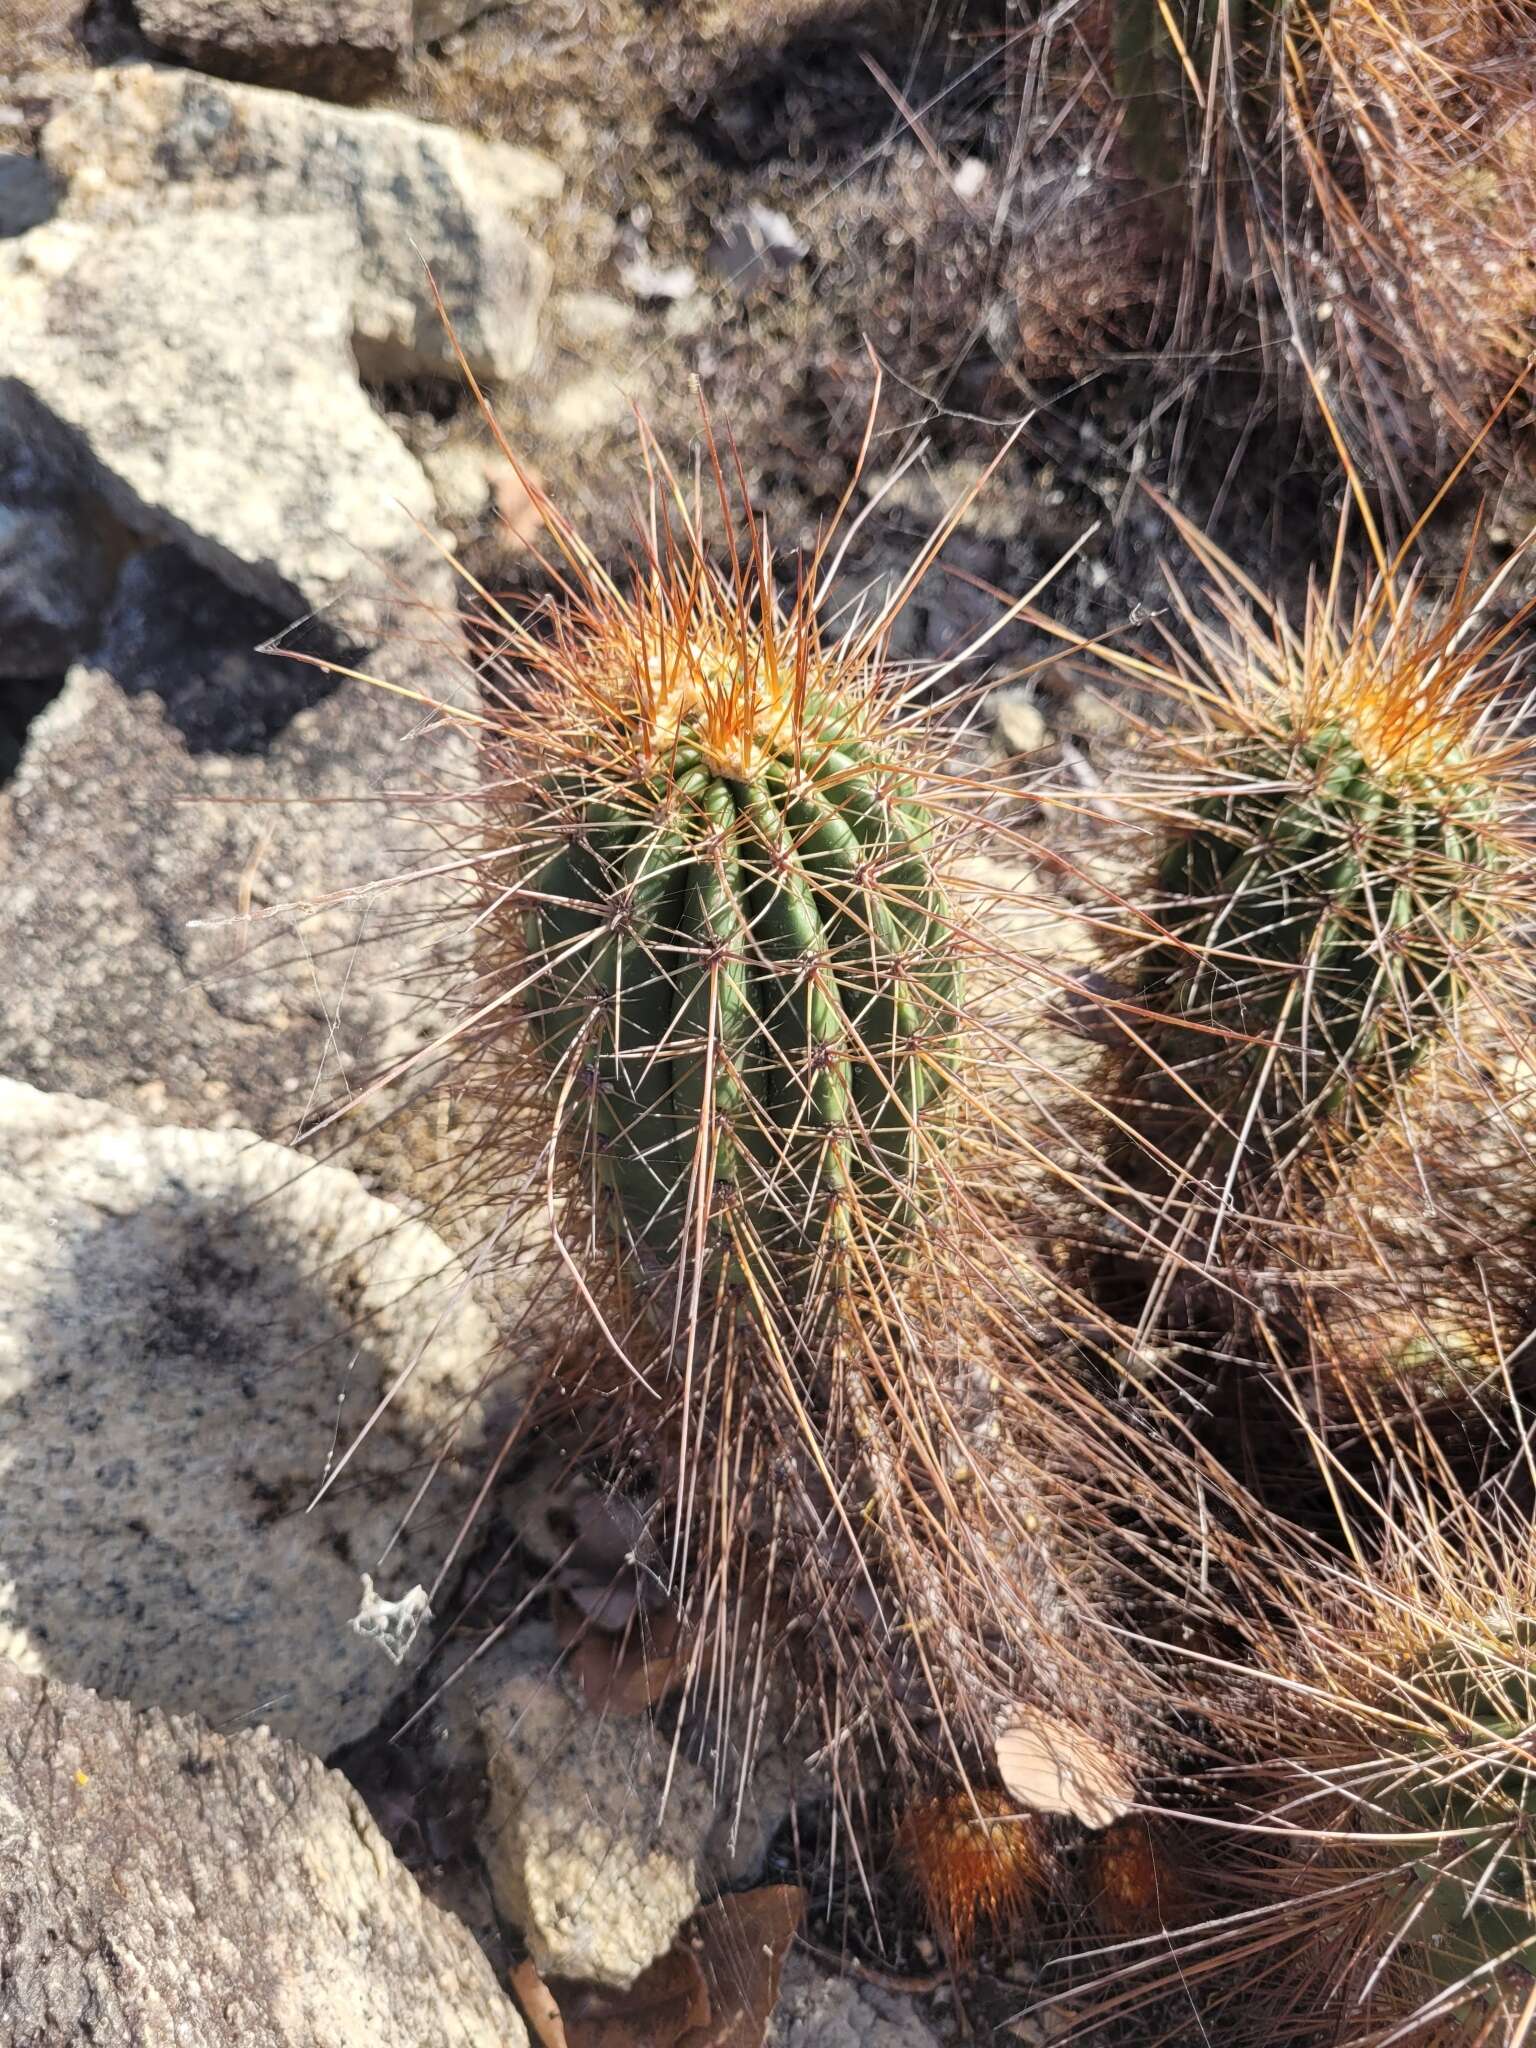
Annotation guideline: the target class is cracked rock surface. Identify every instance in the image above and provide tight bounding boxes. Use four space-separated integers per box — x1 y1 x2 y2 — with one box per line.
450 1628 716 1989
768 1953 945 2048
0 1661 529 2047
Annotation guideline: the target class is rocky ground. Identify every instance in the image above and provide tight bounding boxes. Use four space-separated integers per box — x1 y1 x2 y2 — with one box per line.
2 2 1525 2044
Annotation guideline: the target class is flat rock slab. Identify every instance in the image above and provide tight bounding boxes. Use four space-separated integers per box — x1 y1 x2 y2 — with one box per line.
42 62 562 382
0 1079 499 1754
0 639 468 1144
0 1662 529 2047
0 208 446 637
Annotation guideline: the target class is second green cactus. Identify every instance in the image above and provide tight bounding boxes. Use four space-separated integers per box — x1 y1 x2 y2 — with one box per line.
1130 713 1504 1189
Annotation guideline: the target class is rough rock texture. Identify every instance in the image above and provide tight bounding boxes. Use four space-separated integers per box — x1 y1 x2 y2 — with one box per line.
0 209 446 638
0 1080 500 1753
767 1953 944 2048
702 1737 804 1890
455 1630 714 1988
134 0 503 95
0 1662 529 2047
42 64 562 382
0 558 467 1143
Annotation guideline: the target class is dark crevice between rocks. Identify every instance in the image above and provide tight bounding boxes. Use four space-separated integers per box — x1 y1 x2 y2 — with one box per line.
680 0 1007 172
99 546 351 755
2 547 356 784
1 677 67 785
79 0 155 67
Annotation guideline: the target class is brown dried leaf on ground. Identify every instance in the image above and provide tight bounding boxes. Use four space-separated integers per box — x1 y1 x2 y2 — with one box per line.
513 1887 804 2048
550 1947 710 2048
552 1592 692 1718
680 1886 805 2048
512 1958 570 2048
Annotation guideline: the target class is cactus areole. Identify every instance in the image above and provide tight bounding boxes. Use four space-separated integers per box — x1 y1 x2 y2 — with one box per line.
519 703 958 1296
1140 716 1503 1153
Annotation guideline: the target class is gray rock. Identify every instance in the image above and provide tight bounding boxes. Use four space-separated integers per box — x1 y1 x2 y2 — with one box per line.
549 289 638 347
0 499 119 675
420 435 497 527
768 1952 945 2048
459 1631 714 1988
543 366 636 442
414 0 502 39
0 590 466 1145
133 0 487 93
42 63 562 383
702 1738 802 1890
133 0 503 94
0 209 447 639
0 1079 501 1753
0 1661 529 2047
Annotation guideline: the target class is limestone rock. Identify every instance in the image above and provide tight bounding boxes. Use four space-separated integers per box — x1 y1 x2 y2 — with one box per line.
0 1079 502 1753
0 589 470 1143
0 1661 529 2047
459 1631 714 1988
41 63 561 382
768 1952 944 2048
0 209 448 638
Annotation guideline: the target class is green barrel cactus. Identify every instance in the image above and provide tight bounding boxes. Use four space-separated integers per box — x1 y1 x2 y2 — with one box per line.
1130 712 1504 1187
1377 1625 1536 1988
518 719 958 1299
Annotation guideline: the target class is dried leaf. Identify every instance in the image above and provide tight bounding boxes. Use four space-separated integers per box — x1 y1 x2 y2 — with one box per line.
678 1885 804 2048
511 1958 570 2048
995 1711 1134 1830
550 1947 710 2048
554 1594 691 1718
